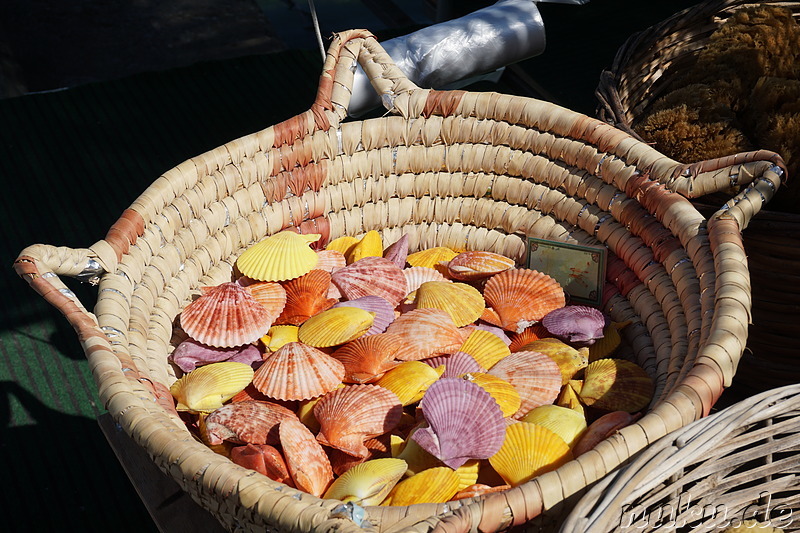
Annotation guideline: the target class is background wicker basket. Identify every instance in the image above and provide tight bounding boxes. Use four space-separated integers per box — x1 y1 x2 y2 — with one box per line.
561 383 800 532
595 0 800 401
14 30 785 532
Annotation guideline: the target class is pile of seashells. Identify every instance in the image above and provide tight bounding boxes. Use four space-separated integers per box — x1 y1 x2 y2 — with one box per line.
168 230 654 505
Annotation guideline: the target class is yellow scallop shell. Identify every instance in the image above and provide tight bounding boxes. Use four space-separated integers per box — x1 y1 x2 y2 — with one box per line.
236 231 320 282
406 247 459 269
394 429 443 475
414 281 485 327
556 381 585 416
454 459 481 492
521 338 588 384
589 321 630 361
326 235 359 257
374 361 445 406
323 458 407 506
580 358 654 413
298 307 375 348
170 361 255 413
488 422 573 487
381 466 461 506
461 373 521 418
459 329 511 369
266 325 299 352
520 405 588 448
347 230 384 264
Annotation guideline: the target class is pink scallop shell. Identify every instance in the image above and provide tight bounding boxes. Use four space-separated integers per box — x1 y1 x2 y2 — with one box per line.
383 234 410 269
332 256 408 307
203 400 298 445
315 249 347 272
333 295 395 335
252 342 345 401
170 339 261 373
411 377 506 469
385 308 464 361
445 251 515 281
488 350 562 419
542 305 607 345
403 266 450 294
439 352 486 378
279 417 333 497
230 443 294 486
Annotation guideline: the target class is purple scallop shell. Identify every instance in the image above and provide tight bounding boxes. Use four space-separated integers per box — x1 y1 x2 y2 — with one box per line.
440 352 486 378
542 305 606 345
383 234 409 269
334 295 395 335
170 338 261 373
411 377 505 469
463 324 513 346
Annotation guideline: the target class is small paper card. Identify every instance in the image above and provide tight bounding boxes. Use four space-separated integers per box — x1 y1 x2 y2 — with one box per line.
526 237 607 307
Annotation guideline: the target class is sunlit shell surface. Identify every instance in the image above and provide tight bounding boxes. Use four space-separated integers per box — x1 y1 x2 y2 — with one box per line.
170 361 254 413
230 443 293 486
414 281 485 327
314 249 347 272
170 339 261 373
203 400 298 445
520 405 588 448
331 256 408 307
483 269 566 333
459 329 511 369
439 352 485 378
520 338 589 385
180 282 273 348
347 230 383 263
461 373 521 418
464 324 512 346
488 350 562 419
453 459 481 492
508 324 549 352
385 308 464 361
374 361 444 406
446 251 515 281
556 381 585 416
406 247 459 269
331 333 405 384
236 231 320 282
489 422 572 487
412 378 506 469
275 269 337 326
334 296 395 336
326 235 359 256
452 483 511 500
580 359 654 413
279 418 333 497
323 458 407 505
297 306 374 348
383 234 409 269
542 305 606 345
266 325 299 352
403 266 450 295
239 278 287 323
382 466 461 506
252 342 345 401
314 384 403 459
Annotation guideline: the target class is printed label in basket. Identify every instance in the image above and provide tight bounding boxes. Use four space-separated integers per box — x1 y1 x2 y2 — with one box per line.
526 238 606 307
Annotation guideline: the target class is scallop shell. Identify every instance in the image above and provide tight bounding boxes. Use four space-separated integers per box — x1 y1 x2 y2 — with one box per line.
385 308 465 361
170 339 261 373
314 249 347 272
347 230 384 263
483 269 566 333
279 417 333 497
326 235 359 257
323 458 407 505
579 358 654 413
374 361 444 406
180 282 273 348
203 399 298 445
413 281 485 327
463 324 512 346
230 444 293 486
438 352 486 378
452 484 511 500
488 350 562 419
589 321 630 361
275 269 338 326
297 306 374 348
508 324 549 352
383 234 409 269
446 251 515 281
520 405 588 448
331 256 408 307
488 422 572 487
454 459 481 491
327 434 392 476
334 295 395 336
520 338 589 385
170 361 254 413
403 266 450 296
330 333 405 384
394 428 444 475
266 325 299 352
461 373 521 418
382 467 461 506
239 279 287 324
236 231 321 282
542 305 607 345
406 247 459 269
314 384 403 459
252 342 345 401
412 378 506 469
459 329 511 369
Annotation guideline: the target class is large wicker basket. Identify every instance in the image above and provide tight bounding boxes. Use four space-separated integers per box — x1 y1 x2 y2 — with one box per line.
561 383 800 532
595 0 799 400
14 30 785 532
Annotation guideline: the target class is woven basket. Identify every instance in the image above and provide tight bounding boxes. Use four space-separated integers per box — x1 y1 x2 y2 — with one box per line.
561 383 800 532
14 30 785 532
595 0 799 399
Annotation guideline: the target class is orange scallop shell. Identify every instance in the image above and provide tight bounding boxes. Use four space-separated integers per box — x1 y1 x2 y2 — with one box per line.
330 333 406 384
331 256 408 307
314 384 403 459
279 417 333 496
483 269 566 333
203 400 298 446
180 282 273 348
508 324 550 352
488 350 563 419
446 251 515 281
385 308 465 361
240 279 287 325
252 342 345 401
230 443 294 486
274 269 338 326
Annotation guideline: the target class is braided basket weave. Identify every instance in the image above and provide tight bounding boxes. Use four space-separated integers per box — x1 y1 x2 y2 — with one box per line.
596 0 799 399
14 30 785 532
562 383 800 532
